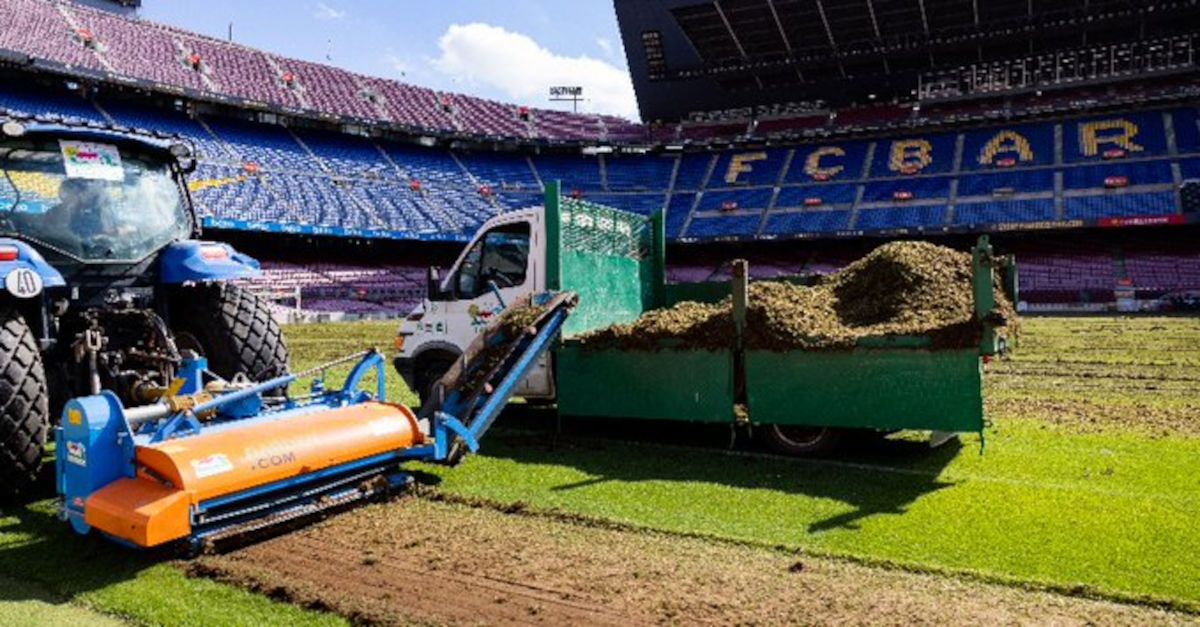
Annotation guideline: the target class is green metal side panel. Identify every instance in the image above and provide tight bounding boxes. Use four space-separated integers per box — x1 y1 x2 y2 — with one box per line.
661 281 729 307
745 349 984 432
556 194 657 337
556 344 734 422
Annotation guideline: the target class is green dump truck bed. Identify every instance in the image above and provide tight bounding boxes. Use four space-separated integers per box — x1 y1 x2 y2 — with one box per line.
541 183 1012 435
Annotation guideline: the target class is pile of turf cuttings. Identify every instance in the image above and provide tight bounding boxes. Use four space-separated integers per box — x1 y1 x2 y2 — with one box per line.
577 241 1016 352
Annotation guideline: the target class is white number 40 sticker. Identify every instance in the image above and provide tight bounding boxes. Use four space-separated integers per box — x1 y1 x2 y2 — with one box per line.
5 268 43 298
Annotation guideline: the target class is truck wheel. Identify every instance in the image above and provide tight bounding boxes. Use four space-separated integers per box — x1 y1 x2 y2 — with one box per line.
0 308 49 500
171 284 289 385
416 355 455 408
761 425 842 456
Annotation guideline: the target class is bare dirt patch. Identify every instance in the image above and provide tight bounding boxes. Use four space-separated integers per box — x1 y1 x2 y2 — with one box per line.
190 497 1195 626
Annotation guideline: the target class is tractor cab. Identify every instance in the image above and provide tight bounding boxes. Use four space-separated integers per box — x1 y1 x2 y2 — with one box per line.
0 121 196 288
0 119 290 499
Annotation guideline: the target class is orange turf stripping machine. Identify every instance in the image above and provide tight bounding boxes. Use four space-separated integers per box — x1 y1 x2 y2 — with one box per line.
57 292 576 553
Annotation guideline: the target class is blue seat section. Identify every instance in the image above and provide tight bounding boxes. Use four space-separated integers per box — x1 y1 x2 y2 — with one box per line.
534 155 603 191
763 210 852 235
1062 160 1173 189
861 176 952 202
1063 111 1167 163
604 155 677 191
297 128 389 176
953 200 1056 225
665 193 695 238
960 123 1055 171
785 141 870 183
588 194 667 216
1180 158 1200 179
263 172 370 227
709 148 788 187
957 169 1055 196
856 205 948 230
385 144 464 188
686 214 761 239
458 152 539 189
190 165 282 222
775 184 858 207
1174 107 1200 154
358 182 444 233
204 118 316 171
102 101 230 161
0 85 107 124
426 188 496 231
696 188 773 211
674 154 715 190
494 192 543 211
1063 191 1178 220
868 132 957 176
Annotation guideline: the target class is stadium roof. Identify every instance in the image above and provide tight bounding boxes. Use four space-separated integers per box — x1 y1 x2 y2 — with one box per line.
615 0 1200 121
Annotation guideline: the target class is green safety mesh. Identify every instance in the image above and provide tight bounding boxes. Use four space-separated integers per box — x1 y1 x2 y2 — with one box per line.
559 198 657 337
560 198 653 260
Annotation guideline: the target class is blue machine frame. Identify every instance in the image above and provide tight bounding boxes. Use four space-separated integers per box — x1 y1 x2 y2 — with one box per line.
57 291 577 551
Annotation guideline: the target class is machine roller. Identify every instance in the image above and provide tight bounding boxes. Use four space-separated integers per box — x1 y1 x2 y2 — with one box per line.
57 291 577 552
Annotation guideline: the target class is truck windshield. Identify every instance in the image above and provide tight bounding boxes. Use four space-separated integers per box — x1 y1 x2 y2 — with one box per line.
0 138 191 261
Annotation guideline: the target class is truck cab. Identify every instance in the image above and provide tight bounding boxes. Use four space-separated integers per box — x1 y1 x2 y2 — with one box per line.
394 206 554 403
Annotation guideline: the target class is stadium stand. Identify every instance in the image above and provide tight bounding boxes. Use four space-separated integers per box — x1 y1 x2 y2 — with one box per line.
1 0 1199 313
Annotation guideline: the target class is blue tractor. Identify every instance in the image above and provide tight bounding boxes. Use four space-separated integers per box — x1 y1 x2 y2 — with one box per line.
0 118 288 498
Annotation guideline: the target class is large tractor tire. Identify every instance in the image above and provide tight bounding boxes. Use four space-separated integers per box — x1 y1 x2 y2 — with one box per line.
0 308 49 500
171 284 289 385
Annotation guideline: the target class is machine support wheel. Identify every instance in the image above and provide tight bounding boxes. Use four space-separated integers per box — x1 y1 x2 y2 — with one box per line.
170 284 290 386
761 424 843 456
416 355 455 408
0 308 49 500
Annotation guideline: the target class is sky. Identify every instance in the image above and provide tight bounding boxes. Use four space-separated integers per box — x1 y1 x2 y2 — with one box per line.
139 0 640 120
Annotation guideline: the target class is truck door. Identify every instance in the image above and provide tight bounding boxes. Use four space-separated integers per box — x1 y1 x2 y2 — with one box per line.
438 221 552 396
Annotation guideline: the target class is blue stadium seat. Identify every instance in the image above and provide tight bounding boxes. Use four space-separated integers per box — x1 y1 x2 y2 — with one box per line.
459 152 540 189
953 200 1056 225
860 177 951 202
685 214 761 239
957 170 1054 196
867 133 957 176
1173 107 1200 155
696 188 773 211
960 123 1055 171
587 194 667 216
1062 191 1178 220
665 193 695 238
204 117 317 171
1180 157 1200 179
785 141 870 183
297 128 390 177
763 210 852 235
709 149 788 187
673 154 715 190
604 155 677 191
1063 111 1168 163
775 184 858 207
1061 160 1173 189
855 205 948 230
0 85 107 125
533 155 603 191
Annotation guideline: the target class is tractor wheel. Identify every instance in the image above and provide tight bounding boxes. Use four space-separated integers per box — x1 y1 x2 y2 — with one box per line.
761 424 843 456
0 308 49 500
171 284 289 386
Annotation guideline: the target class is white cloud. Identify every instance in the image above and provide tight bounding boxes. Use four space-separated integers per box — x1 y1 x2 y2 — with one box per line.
595 37 614 59
382 51 409 77
433 23 639 121
312 2 345 21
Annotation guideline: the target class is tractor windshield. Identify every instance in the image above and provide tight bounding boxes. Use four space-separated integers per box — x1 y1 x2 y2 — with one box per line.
0 137 191 261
